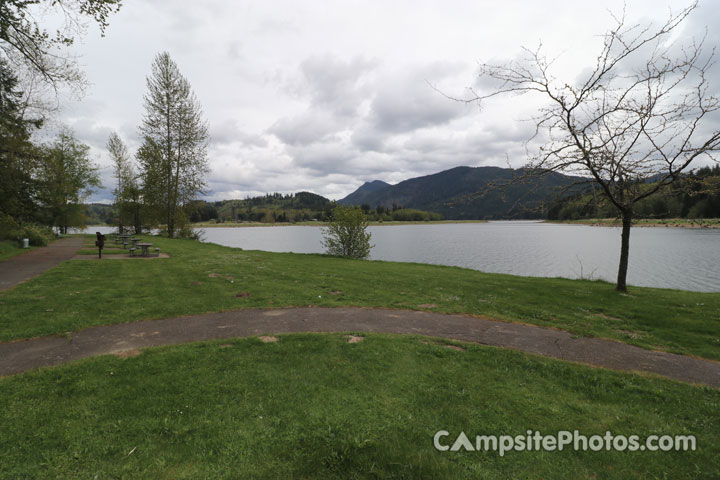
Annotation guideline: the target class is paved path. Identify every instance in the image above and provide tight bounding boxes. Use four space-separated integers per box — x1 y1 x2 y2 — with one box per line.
1 307 718 388
0 237 84 291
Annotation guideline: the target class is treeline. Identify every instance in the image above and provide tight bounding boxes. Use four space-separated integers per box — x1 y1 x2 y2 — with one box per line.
548 166 720 220
1 1 123 246
358 204 444 222
195 192 333 223
189 194 443 224
1 68 101 245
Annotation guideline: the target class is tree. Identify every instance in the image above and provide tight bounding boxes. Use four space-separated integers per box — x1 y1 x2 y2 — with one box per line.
0 0 121 97
39 128 100 233
0 59 42 222
138 52 209 238
467 2 720 292
108 131 142 234
322 204 373 259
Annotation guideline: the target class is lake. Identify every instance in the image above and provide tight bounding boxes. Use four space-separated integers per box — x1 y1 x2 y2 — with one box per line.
82 222 720 292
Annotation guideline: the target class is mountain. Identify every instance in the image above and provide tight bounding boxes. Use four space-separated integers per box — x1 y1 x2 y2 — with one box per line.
339 180 391 206
339 166 583 220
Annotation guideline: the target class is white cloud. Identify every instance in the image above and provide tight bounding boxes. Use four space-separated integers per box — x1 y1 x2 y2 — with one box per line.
45 0 716 201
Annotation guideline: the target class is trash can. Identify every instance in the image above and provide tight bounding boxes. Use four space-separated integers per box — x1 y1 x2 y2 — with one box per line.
22 238 29 249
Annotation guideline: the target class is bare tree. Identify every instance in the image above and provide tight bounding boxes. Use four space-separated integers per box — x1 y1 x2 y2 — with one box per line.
467 2 720 292
0 0 122 111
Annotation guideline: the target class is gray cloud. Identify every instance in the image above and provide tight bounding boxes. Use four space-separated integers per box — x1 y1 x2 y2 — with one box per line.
48 0 711 202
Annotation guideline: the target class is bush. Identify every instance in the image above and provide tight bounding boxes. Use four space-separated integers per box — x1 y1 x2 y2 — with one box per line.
0 213 21 240
177 224 205 241
322 205 372 259
20 225 54 246
0 214 53 246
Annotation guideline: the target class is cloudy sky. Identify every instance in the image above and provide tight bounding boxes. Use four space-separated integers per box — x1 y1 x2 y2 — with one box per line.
48 0 719 203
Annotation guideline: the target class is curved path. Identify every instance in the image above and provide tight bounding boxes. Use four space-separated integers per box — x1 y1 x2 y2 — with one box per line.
0 237 84 291
1 307 719 388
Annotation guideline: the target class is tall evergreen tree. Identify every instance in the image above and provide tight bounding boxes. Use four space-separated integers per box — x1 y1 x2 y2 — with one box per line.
0 59 41 222
138 52 209 238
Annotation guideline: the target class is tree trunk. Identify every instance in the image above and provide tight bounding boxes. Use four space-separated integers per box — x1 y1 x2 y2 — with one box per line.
616 210 633 292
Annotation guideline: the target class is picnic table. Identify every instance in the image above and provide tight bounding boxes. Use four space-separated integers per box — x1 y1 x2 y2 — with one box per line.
130 238 141 247
136 242 153 257
118 234 132 247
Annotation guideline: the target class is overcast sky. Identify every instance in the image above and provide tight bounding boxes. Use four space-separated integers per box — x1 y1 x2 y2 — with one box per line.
49 0 719 203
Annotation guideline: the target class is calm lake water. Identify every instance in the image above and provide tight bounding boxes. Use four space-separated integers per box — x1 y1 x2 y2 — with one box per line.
83 222 720 292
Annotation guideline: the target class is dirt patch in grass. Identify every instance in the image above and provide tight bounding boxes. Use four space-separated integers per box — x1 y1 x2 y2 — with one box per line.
111 349 142 359
345 335 364 343
418 303 437 309
421 340 466 352
616 329 644 339
258 336 278 343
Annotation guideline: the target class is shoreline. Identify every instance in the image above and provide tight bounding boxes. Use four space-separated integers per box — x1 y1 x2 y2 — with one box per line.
192 220 490 228
543 218 720 229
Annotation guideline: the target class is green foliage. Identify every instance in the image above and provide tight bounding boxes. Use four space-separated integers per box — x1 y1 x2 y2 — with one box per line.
82 203 114 225
37 128 100 233
212 191 332 223
108 131 143 233
0 60 42 223
176 223 204 241
0 0 122 93
368 207 444 222
549 168 720 221
138 52 209 238
0 212 53 246
322 204 373 259
18 224 53 246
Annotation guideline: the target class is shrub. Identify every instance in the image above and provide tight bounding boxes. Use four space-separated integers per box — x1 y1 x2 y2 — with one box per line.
20 225 54 246
177 224 205 241
322 205 372 259
0 213 21 240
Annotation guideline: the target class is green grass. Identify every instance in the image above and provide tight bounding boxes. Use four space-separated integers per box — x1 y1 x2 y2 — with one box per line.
1 234 718 360
76 248 130 255
0 239 36 261
1 334 717 479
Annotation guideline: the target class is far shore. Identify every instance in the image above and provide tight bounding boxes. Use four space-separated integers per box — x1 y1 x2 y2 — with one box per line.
544 218 720 229
191 220 489 228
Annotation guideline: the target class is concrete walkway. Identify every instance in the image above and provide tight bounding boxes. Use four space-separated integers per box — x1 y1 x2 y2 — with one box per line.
1 307 718 388
0 237 84 291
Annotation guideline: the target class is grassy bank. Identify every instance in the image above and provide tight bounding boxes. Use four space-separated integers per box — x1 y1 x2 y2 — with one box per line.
546 218 720 228
0 235 718 360
0 239 38 262
1 334 718 478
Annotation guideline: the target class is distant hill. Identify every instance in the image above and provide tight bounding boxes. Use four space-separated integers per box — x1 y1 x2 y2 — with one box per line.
340 180 391 206
339 166 583 220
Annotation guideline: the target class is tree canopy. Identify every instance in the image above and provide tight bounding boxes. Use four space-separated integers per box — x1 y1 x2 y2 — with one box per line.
138 51 209 238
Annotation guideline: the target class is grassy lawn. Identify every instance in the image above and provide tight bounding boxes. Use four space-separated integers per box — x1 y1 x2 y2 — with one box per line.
0 239 36 261
1 334 717 479
0 234 718 360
